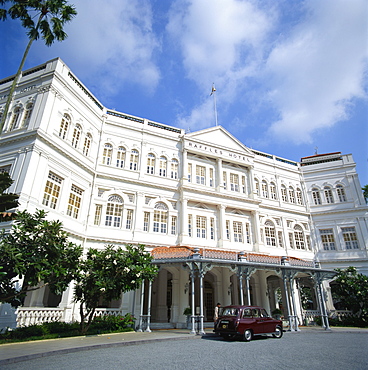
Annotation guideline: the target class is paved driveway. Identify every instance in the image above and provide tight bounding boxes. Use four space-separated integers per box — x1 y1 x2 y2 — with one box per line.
2 330 367 370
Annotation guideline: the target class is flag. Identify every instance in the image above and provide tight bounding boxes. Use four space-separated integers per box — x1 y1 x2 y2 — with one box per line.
210 84 216 96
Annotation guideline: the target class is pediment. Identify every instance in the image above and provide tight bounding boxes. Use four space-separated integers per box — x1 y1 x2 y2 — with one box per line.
185 126 253 156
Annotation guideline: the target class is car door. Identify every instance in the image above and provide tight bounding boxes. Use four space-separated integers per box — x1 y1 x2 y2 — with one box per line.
259 308 276 333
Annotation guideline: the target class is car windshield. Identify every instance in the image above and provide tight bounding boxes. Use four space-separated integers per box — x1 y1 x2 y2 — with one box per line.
222 308 238 316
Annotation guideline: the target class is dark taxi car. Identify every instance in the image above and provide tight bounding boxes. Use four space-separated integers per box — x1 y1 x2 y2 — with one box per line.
214 305 283 341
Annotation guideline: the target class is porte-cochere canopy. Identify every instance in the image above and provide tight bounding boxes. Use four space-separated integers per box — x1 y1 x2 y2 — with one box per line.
145 246 335 334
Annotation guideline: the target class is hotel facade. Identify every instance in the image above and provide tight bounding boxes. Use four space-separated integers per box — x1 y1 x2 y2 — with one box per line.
0 59 367 331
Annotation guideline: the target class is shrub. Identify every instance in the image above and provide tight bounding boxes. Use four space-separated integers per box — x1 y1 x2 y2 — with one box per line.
90 313 135 332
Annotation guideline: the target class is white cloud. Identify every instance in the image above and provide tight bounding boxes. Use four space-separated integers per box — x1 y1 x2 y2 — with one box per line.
42 0 161 98
265 0 368 143
167 0 274 129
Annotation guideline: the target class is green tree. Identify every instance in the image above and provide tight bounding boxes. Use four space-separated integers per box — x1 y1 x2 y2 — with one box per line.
74 244 158 334
362 185 368 204
0 172 19 220
0 0 77 132
331 267 368 325
0 209 82 307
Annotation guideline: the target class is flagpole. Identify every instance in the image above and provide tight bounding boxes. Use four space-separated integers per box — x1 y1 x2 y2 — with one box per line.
211 83 218 126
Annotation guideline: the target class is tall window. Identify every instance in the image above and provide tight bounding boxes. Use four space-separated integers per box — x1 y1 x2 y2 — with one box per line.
281 185 288 202
94 204 102 225
289 186 296 204
230 174 239 192
83 133 92 156
245 223 251 243
171 159 178 179
320 229 335 250
67 184 83 219
278 231 284 248
171 216 177 235
210 218 215 240
312 188 321 205
42 172 62 209
147 153 155 174
324 186 334 204
196 165 205 185
296 188 303 205
233 221 243 242
341 227 359 249
196 216 206 238
242 176 246 194
288 232 294 249
144 212 150 232
262 180 268 198
59 113 70 139
153 202 168 233
21 102 33 128
209 168 214 187
264 221 276 246
105 195 123 227
159 156 167 176
116 147 126 168
336 185 347 202
226 220 230 240
188 214 193 236
9 106 21 131
102 143 113 165
130 149 139 170
188 163 192 182
255 179 260 196
270 182 277 200
294 225 305 249
72 124 81 148
126 209 133 229
223 171 227 189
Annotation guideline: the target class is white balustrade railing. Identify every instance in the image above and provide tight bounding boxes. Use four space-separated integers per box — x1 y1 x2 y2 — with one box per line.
16 307 65 327
94 308 123 317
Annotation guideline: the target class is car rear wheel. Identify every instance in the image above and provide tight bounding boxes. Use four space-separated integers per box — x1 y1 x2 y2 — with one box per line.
272 326 283 339
243 329 253 342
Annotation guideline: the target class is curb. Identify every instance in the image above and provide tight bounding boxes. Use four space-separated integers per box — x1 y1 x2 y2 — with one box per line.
0 334 201 366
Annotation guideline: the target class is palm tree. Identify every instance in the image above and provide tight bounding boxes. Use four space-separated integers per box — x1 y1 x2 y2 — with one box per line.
0 0 77 132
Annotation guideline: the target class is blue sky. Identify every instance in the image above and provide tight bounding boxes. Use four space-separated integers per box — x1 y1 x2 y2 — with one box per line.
1 0 367 184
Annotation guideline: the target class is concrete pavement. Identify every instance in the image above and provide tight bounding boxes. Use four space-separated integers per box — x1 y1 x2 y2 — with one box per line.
1 326 367 366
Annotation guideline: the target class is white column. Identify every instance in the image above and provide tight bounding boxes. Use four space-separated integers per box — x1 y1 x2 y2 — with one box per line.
216 158 223 191
217 204 226 247
252 210 261 252
179 198 188 244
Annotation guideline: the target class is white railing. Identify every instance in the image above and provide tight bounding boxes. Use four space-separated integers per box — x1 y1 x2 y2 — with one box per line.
16 307 65 327
94 308 123 317
302 309 321 321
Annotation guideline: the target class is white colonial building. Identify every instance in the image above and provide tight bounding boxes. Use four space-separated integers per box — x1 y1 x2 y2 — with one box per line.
0 58 367 332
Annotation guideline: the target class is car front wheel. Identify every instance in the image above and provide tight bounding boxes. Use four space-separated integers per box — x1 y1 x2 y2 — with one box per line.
272 326 283 339
243 329 253 342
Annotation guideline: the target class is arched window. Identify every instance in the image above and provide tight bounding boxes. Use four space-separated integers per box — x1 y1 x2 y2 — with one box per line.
9 106 21 131
294 225 305 249
72 124 82 148
83 133 92 156
264 220 276 246
324 186 334 204
159 156 167 177
147 153 155 174
105 195 123 227
281 185 288 202
262 180 268 198
171 158 178 179
130 149 139 170
21 102 33 128
102 143 113 165
153 202 168 233
296 188 303 205
289 186 296 204
312 188 321 205
116 146 126 168
59 113 70 139
270 182 277 200
336 185 347 202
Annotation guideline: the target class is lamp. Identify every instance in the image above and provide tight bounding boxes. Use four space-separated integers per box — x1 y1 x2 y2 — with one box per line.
184 283 189 294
